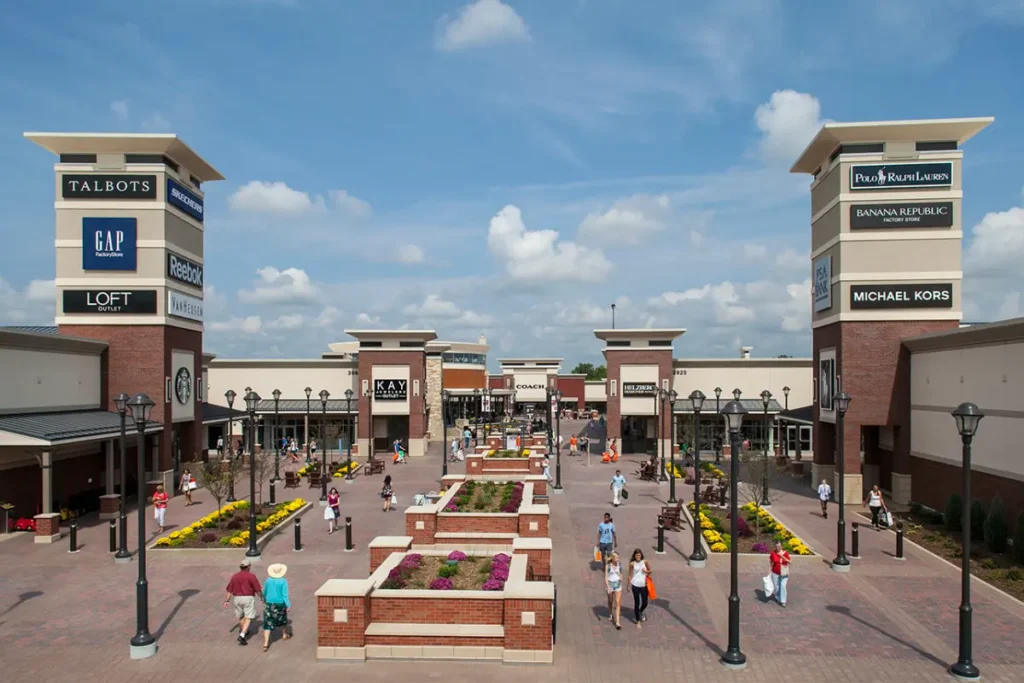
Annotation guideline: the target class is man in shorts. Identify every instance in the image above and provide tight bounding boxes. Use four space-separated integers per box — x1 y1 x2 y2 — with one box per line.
224 558 264 645
597 512 617 568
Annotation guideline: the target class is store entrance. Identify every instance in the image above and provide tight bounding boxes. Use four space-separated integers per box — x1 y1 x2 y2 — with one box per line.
621 416 656 455
373 415 409 455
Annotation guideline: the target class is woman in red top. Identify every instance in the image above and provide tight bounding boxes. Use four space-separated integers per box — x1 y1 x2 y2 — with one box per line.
769 540 791 607
152 483 169 533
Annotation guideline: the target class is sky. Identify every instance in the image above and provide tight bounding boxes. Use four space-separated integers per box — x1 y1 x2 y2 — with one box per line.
1 0 1022 370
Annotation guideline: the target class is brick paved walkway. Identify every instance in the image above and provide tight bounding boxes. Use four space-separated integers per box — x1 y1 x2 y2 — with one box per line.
1 437 1023 683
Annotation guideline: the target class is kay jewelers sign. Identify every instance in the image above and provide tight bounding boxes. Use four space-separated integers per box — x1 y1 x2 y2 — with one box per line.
849 283 953 309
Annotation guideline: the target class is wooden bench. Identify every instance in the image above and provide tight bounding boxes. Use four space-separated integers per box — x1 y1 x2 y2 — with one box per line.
366 459 385 475
636 461 658 481
283 471 300 489
658 501 684 531
308 471 322 489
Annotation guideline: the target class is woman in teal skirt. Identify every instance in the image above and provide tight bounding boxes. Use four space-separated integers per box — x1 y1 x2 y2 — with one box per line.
262 563 291 651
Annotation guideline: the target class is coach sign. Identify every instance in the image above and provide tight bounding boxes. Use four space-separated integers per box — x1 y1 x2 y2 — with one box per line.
850 283 953 310
850 202 953 229
850 162 953 191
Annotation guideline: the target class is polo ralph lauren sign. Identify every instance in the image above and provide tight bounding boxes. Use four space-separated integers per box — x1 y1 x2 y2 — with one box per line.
850 202 953 229
62 175 157 199
850 163 953 190
622 382 657 397
374 379 408 400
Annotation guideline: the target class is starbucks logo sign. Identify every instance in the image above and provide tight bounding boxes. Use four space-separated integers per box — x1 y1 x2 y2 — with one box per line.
175 367 192 404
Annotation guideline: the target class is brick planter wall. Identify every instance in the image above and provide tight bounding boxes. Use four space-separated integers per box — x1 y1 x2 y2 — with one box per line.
518 511 548 537
404 481 549 546
33 512 61 543
437 514 518 534
512 537 553 579
370 597 503 624
99 493 120 520
369 536 414 573
504 598 554 651
407 511 437 545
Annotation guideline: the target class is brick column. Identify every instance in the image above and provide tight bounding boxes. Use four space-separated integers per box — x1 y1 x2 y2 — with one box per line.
33 513 61 543
517 505 549 538
316 579 373 661
513 537 552 578
368 536 414 573
405 510 437 545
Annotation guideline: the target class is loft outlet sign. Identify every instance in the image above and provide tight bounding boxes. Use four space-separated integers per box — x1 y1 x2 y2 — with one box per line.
622 382 657 397
82 217 137 271
850 162 952 190
62 175 157 199
63 289 157 314
850 202 953 229
850 283 953 309
374 379 407 400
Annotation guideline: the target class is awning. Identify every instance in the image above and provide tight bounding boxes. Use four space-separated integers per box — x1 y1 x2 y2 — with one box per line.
0 410 163 448
673 398 784 414
254 399 356 413
202 402 247 425
777 405 813 425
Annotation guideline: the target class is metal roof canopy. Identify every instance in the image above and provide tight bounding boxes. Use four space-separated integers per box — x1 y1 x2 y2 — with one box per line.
594 328 686 341
344 329 438 343
24 132 224 182
0 410 163 447
790 117 994 175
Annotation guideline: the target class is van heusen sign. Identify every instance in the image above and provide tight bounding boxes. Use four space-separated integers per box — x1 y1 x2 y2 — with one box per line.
62 175 157 200
374 379 408 400
850 202 954 229
168 289 204 322
850 162 953 190
622 382 657 397
166 177 204 222
850 283 953 309
63 289 158 314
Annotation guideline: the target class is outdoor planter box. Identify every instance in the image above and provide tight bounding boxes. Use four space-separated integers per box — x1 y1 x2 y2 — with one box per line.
316 549 554 663
466 454 546 476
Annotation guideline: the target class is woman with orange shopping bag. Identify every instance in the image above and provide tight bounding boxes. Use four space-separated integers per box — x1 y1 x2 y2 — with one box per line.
628 548 653 628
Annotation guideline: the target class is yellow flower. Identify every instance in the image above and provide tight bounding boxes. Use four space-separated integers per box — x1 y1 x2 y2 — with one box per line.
230 537 246 547
700 519 715 530
710 542 728 552
155 538 171 547
703 530 722 543
168 531 181 540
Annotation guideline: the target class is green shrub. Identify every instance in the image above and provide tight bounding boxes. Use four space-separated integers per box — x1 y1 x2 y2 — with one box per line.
984 497 1009 553
1006 569 1022 582
1013 512 1024 565
437 564 459 578
944 494 962 531
909 502 923 516
970 500 987 541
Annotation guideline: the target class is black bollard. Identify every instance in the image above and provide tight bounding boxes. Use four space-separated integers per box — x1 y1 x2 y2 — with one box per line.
345 516 354 552
656 520 666 555
269 479 276 505
851 522 860 558
109 519 117 553
293 518 303 552
895 521 905 560
68 519 79 553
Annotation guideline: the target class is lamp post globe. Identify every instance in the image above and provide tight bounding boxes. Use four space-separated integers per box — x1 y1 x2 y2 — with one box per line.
719 399 747 669
950 402 984 681
760 389 772 507
688 389 706 567
225 389 237 503
243 390 261 558
126 392 156 659
831 392 852 572
319 390 330 502
113 392 132 561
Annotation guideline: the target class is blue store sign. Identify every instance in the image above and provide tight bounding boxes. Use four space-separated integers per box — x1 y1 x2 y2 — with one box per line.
167 177 204 222
82 217 137 271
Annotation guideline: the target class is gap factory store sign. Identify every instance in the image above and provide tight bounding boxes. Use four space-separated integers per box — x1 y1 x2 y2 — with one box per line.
622 382 657 397
63 289 158 314
62 175 157 199
82 217 137 270
167 177 204 222
850 202 953 229
374 379 408 400
850 163 953 190
850 283 953 309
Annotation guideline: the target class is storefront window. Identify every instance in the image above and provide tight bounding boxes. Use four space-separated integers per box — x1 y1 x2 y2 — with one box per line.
442 352 486 365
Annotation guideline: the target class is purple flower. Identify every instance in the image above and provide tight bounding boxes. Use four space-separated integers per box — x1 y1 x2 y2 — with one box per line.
447 550 468 561
405 553 422 563
489 567 510 582
481 579 505 591
751 542 770 554
381 577 406 589
444 502 458 512
493 553 511 565
388 568 404 579
429 578 454 590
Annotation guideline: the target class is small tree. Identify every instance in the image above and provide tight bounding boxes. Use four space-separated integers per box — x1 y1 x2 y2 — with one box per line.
198 457 239 520
983 497 1009 553
1013 512 1024 564
970 499 987 541
944 493 963 531
735 446 786 539
250 448 275 507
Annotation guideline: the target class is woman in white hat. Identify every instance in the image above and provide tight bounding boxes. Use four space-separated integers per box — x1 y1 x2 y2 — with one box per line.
262 563 291 651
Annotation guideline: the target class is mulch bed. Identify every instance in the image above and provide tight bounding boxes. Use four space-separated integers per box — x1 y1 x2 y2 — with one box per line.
402 556 491 590
451 481 520 513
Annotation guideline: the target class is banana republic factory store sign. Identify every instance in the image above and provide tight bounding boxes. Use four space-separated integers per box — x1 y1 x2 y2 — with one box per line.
850 202 953 229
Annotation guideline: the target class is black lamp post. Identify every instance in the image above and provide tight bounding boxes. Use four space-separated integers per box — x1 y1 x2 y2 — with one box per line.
225 389 237 503
667 389 677 504
344 389 354 481
760 389 772 506
831 391 852 572
951 402 984 681
545 386 554 455
720 399 748 670
272 389 281 486
304 386 312 463
732 388 741 401
113 393 132 561
658 388 667 481
319 390 330 502
441 389 450 477
554 389 563 491
611 302 616 329
782 385 790 457
126 392 156 659
473 388 481 445
714 387 722 464
689 390 706 568
243 390 261 558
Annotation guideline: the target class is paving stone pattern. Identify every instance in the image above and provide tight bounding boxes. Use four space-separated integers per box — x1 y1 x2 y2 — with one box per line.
1 428 1024 682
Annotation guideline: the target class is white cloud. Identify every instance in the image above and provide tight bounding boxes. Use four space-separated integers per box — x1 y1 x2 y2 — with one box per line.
404 294 463 319
436 0 531 52
110 100 129 120
577 194 671 244
228 181 325 215
0 278 55 325
356 312 381 325
267 313 304 331
237 266 318 305
742 243 768 262
396 244 426 264
328 189 373 217
208 316 264 335
963 192 1024 321
755 90 825 165
312 306 342 328
775 248 807 270
487 205 612 283
649 277 810 333
140 112 171 131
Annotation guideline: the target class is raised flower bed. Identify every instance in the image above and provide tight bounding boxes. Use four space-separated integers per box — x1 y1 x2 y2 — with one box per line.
332 461 362 478
153 498 308 549
444 481 523 513
485 449 530 458
688 501 813 555
466 451 545 476
667 461 726 480
379 550 513 591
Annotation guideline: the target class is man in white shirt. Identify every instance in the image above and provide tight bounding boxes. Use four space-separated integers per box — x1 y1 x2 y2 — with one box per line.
610 469 627 507
450 437 459 462
817 479 832 519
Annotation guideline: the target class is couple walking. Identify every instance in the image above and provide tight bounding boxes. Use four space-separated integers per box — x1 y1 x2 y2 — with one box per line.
598 513 654 629
224 558 292 651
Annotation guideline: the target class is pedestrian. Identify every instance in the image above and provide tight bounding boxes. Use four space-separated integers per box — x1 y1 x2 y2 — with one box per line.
610 469 626 507
450 436 459 462
628 548 652 628
327 487 341 533
216 435 224 457
769 540 791 607
558 432 564 453
569 435 578 456
817 478 832 519
382 474 394 512
864 485 887 529
180 468 194 507
605 551 623 629
463 426 472 452
223 557 263 645
542 455 552 483
597 512 616 568
152 483 169 533
310 438 318 460
261 563 291 652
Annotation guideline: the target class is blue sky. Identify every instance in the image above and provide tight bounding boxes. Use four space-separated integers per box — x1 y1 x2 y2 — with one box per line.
1 0 1022 368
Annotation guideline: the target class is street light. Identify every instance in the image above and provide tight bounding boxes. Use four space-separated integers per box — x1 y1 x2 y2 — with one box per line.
689 390 706 568
473 388 481 446
441 389 450 477
657 388 667 482
667 389 678 504
611 302 616 329
272 389 281 493
126 392 156 659
244 390 261 558
720 399 748 670
304 386 313 463
225 389 237 503
344 389 355 481
831 391 852 573
554 389 563 491
760 390 772 507
714 387 722 464
113 393 131 561
950 402 984 681
732 387 742 401
782 385 790 456
319 390 330 503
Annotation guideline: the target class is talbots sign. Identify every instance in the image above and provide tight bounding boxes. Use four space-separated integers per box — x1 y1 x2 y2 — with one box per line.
62 175 157 199
374 379 408 400
622 382 657 397
168 289 204 322
850 283 953 309
850 163 953 191
166 177 204 222
167 252 203 288
850 202 953 229
82 217 137 271
63 289 157 314
813 254 832 313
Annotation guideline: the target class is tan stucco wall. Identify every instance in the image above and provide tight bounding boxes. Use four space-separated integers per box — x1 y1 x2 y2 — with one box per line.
673 362 812 409
206 362 356 406
0 346 102 414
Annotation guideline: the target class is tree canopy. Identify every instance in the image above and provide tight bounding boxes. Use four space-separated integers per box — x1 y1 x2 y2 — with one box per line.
571 363 607 381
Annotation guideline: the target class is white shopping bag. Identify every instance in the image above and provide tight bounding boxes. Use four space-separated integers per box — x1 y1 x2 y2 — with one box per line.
886 511 895 527
762 574 774 597
323 506 336 520
391 495 398 505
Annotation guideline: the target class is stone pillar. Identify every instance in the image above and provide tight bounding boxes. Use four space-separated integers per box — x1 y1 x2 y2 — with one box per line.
105 440 115 494
100 440 120 519
34 451 61 543
425 354 443 442
368 536 414 573
40 451 53 514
